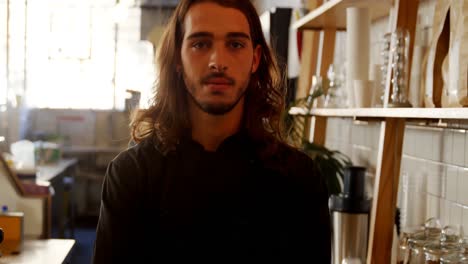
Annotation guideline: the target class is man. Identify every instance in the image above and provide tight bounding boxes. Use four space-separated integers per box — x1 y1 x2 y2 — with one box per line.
93 0 330 263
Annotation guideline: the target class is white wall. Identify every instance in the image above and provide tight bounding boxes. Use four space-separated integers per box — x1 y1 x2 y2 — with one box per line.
0 168 45 238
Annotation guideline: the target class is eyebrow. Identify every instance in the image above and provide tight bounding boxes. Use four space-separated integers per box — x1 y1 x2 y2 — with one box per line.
186 32 251 40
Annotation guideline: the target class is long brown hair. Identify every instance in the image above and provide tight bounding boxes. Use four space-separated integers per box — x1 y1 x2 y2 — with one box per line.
131 0 286 155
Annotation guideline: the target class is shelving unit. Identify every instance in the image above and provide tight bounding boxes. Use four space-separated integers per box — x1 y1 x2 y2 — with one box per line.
290 0 453 263
290 107 468 120
292 0 393 30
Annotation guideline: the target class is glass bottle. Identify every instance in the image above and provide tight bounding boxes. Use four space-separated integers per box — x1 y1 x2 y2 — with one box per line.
388 28 412 107
375 32 392 107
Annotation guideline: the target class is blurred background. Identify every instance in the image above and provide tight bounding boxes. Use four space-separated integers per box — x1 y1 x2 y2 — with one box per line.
0 0 305 263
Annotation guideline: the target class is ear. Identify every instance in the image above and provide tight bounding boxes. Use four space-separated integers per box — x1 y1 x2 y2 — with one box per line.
251 44 261 74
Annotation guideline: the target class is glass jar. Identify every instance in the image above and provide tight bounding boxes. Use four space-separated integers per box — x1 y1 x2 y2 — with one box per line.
440 255 468 263
424 242 462 264
409 232 435 264
456 237 468 258
399 226 425 264
424 218 442 240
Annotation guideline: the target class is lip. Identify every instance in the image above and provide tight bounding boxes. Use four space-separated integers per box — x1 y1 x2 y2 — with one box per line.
204 83 232 91
205 77 233 85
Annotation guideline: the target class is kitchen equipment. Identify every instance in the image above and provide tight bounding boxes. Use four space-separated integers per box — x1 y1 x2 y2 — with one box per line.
330 166 372 264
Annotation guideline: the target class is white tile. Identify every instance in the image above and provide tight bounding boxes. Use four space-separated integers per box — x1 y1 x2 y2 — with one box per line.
369 150 378 170
340 144 353 162
402 190 427 227
432 129 443 162
371 123 381 150
403 128 415 156
426 162 444 197
425 194 432 223
415 129 433 160
443 129 453 164
344 120 353 143
450 203 463 227
440 199 451 227
440 166 447 199
363 126 374 149
426 194 440 220
400 158 408 173
465 132 468 167
453 130 466 167
406 158 423 175
351 124 360 146
462 206 468 239
446 166 459 202
369 125 378 149
331 121 340 143
358 124 367 147
457 169 468 206
327 118 337 141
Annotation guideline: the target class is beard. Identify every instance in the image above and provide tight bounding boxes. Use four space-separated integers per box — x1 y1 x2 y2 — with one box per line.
183 71 250 116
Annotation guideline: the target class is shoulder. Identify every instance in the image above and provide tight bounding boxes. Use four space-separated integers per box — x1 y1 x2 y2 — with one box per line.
109 135 166 176
271 142 316 171
263 142 326 189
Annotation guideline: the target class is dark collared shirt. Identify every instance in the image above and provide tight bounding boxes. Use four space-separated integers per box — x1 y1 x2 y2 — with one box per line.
93 133 331 263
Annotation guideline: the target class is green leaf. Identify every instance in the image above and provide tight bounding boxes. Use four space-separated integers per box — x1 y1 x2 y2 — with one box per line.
286 93 353 196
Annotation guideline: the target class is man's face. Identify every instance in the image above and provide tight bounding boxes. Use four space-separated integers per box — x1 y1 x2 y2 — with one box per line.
180 2 261 116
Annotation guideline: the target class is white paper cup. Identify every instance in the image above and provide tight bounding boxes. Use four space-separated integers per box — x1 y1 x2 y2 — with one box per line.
353 80 373 108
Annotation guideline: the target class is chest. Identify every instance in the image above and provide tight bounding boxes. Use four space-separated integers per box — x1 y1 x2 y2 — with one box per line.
149 153 300 228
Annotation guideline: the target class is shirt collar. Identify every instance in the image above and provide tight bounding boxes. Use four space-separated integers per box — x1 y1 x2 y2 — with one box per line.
178 129 252 154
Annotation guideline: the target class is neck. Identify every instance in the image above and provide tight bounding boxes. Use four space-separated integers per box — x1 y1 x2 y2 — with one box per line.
189 99 244 152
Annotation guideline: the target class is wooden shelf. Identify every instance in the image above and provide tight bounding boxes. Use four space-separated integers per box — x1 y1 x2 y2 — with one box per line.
289 107 468 120
292 0 393 31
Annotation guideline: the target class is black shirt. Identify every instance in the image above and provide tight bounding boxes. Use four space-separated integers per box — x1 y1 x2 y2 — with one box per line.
93 133 331 263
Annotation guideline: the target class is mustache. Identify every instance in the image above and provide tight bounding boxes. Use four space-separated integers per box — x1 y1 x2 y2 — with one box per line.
200 73 235 85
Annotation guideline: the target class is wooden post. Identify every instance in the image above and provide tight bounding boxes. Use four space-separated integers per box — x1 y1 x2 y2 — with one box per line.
295 0 325 145
367 1 419 262
310 28 335 145
367 118 405 264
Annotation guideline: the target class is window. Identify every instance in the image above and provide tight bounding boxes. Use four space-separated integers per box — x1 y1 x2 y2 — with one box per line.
5 0 155 110
0 0 6 106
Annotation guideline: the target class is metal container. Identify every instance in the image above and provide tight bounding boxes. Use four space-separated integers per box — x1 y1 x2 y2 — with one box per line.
330 166 371 264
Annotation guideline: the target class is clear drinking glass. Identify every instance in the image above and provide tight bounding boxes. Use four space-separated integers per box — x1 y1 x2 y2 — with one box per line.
324 64 346 108
388 28 412 107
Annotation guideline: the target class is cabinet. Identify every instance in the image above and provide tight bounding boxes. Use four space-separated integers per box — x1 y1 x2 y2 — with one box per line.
290 0 468 263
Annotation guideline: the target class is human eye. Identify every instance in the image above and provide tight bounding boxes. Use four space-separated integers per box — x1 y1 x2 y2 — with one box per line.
228 40 246 49
192 40 211 49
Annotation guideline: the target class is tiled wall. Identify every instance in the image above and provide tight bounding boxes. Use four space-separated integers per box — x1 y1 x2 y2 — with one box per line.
319 0 468 231
325 119 468 231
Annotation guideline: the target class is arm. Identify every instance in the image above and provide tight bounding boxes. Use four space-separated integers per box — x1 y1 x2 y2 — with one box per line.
93 153 144 263
310 160 331 263
289 158 331 263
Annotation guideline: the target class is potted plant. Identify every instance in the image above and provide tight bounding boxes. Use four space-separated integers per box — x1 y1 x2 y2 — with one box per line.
286 84 352 196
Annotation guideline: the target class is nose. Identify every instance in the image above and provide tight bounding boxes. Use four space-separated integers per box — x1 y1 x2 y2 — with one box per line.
209 44 228 72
